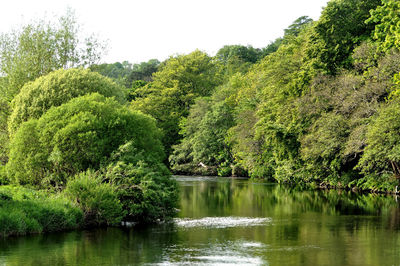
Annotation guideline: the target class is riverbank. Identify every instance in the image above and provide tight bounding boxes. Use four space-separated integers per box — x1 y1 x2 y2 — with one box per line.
173 168 400 196
3 176 399 265
0 186 83 238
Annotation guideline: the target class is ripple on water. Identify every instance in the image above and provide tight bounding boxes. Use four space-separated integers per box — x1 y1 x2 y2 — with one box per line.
149 240 267 266
173 216 272 229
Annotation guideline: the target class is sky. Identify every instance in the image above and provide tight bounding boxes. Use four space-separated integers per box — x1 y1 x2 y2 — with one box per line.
0 0 330 64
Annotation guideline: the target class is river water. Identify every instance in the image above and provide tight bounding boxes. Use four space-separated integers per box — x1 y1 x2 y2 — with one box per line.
1 176 400 265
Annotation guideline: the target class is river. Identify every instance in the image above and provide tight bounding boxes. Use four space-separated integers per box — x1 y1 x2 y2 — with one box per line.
1 176 400 265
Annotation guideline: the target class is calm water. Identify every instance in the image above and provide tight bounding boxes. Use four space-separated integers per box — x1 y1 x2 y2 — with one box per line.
1 176 400 265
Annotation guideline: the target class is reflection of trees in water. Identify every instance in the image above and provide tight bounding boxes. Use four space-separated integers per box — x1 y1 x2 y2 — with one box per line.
3 179 400 266
180 178 399 217
179 178 400 244
0 227 179 265
177 178 400 266
387 203 400 230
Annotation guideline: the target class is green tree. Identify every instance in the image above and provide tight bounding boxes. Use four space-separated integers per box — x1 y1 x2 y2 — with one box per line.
367 0 400 53
0 10 105 165
7 93 164 187
127 59 160 83
358 101 400 182
170 91 235 176
90 61 132 87
215 45 264 79
0 9 105 101
8 68 125 136
131 50 222 155
305 0 381 74
284 16 313 38
65 170 125 226
90 59 160 89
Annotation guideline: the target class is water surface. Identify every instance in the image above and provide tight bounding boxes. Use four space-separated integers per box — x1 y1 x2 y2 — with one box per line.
1 176 400 265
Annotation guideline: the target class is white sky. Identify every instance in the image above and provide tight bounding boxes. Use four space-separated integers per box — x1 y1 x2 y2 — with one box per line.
0 0 329 64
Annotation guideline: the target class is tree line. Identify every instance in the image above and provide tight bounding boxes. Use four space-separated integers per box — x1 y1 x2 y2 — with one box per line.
107 0 399 193
0 0 400 237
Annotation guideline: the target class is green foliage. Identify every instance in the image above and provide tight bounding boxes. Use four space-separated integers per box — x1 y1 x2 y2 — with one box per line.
127 59 160 83
127 80 149 101
0 99 9 164
296 49 400 184
301 113 350 180
284 16 313 38
170 91 235 176
305 0 381 74
8 68 125 136
0 9 105 101
390 72 400 100
215 45 265 80
90 61 133 87
0 165 8 185
358 101 400 179
64 170 124 226
226 27 309 180
105 141 179 223
90 59 160 89
131 50 222 154
7 93 164 187
216 45 263 64
367 0 400 53
0 186 83 237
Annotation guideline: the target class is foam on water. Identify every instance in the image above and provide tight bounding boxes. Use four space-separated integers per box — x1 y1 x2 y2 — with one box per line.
173 216 271 229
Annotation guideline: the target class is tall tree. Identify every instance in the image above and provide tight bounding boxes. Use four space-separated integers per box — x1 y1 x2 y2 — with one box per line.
0 9 105 101
0 9 106 164
305 0 381 74
367 0 400 53
131 50 222 155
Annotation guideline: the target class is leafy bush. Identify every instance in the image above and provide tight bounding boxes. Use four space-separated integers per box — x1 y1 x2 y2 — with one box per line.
105 161 178 223
104 142 179 223
0 186 83 237
8 68 125 136
7 93 164 187
64 170 124 226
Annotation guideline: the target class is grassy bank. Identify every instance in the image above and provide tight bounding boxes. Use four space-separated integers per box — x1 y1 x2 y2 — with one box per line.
0 186 83 237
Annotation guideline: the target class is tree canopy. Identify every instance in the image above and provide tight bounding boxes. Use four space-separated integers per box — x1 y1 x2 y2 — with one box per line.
0 10 105 101
7 93 164 187
131 50 223 155
8 68 125 136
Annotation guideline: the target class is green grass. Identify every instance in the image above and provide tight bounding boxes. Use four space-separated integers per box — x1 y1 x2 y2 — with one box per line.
0 185 83 237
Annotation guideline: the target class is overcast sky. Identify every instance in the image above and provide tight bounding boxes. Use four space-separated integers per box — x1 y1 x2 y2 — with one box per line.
0 0 330 64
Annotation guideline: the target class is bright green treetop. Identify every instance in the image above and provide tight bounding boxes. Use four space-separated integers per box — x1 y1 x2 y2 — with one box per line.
8 68 125 136
367 0 400 53
7 93 163 187
0 10 105 101
131 50 222 155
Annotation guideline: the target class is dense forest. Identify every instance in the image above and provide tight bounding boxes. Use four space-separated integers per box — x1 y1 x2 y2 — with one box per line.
0 0 400 237
93 0 400 192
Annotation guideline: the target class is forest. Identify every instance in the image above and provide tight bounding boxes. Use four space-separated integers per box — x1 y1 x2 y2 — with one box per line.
0 0 400 237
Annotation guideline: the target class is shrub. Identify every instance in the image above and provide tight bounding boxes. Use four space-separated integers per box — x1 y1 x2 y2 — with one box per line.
64 170 124 226
104 142 179 223
106 161 179 223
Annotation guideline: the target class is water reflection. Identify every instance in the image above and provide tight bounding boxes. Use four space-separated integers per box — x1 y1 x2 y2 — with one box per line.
0 177 400 265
